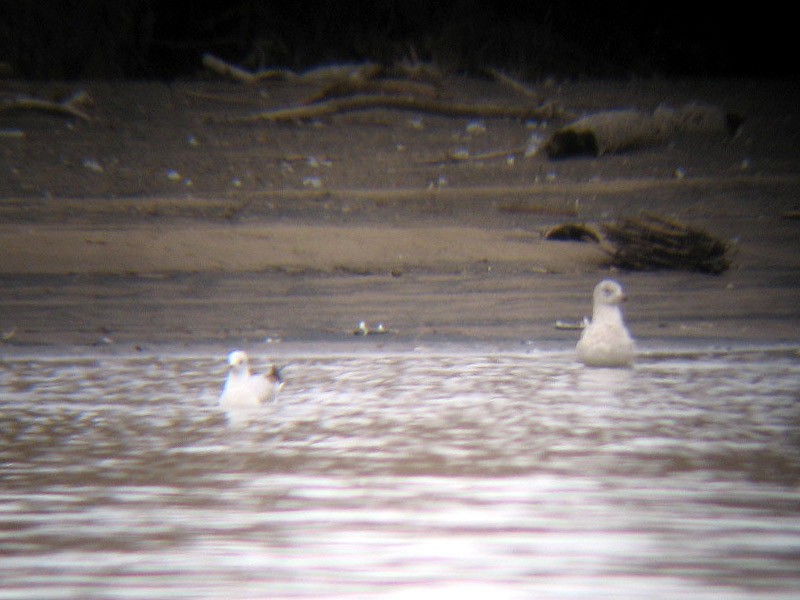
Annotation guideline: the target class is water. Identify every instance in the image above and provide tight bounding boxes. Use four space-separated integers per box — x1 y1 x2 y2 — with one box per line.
1 344 799 599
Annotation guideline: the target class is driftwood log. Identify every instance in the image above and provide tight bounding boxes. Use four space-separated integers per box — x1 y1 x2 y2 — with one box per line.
545 212 731 274
544 103 743 158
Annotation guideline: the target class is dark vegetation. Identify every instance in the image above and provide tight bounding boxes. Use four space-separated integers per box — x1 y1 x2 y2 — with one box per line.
0 0 792 80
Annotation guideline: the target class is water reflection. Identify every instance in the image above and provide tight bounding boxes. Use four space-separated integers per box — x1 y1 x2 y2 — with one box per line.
1 346 799 598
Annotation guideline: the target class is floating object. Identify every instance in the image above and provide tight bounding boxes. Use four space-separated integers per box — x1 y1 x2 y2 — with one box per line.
576 280 635 368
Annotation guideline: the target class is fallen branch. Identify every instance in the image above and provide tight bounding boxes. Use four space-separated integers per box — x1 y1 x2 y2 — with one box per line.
0 90 94 122
214 94 573 124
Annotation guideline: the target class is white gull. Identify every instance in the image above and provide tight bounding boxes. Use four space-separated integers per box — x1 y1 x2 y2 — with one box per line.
576 279 635 367
219 350 284 407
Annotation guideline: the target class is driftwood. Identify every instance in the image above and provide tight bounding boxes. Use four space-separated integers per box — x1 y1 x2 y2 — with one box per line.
214 95 571 124
421 145 528 165
202 53 382 85
543 222 606 245
202 53 267 83
603 212 731 273
544 103 743 158
302 78 439 104
288 62 383 83
0 90 93 122
544 212 731 274
202 53 571 124
486 68 541 102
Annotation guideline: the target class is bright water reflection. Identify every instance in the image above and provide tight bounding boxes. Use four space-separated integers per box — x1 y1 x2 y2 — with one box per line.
1 346 799 599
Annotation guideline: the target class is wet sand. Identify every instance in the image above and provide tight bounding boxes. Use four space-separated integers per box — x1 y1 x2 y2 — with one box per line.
1 181 799 349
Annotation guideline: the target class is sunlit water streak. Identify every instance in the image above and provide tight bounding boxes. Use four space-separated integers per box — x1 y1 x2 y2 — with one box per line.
1 345 799 599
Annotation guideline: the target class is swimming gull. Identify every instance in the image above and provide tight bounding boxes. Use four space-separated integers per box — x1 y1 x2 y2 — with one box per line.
219 350 284 407
576 279 635 367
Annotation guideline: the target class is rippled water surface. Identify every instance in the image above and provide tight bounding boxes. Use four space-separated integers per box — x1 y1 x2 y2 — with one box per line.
1 344 799 599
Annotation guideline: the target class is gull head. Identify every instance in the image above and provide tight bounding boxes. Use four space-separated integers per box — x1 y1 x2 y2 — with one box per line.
227 350 250 371
593 279 627 307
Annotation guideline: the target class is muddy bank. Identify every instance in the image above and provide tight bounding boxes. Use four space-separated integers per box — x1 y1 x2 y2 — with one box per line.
0 78 798 349
0 223 607 276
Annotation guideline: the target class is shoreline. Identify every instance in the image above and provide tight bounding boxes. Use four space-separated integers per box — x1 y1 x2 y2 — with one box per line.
2 266 798 349
2 335 799 359
0 78 798 349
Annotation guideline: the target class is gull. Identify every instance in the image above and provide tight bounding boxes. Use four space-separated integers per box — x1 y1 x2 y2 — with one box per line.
219 350 284 407
576 279 635 367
